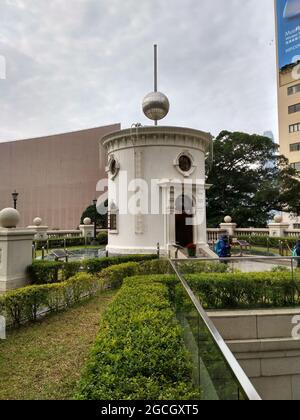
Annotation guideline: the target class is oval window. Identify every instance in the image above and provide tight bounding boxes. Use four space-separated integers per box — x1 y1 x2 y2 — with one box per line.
179 155 192 172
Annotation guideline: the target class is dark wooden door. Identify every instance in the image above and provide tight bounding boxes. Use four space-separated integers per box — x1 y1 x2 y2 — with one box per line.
175 213 194 247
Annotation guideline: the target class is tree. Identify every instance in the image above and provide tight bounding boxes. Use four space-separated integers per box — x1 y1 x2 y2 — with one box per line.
206 131 300 227
80 200 108 229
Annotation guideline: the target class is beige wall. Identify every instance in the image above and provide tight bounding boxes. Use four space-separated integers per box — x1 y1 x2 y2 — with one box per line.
278 68 300 165
210 309 300 400
0 124 120 229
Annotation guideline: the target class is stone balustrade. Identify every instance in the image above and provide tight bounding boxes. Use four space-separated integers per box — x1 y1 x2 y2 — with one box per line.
207 216 300 242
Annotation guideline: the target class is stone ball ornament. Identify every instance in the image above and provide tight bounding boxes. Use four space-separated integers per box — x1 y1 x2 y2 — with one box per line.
224 216 232 224
142 91 170 121
83 217 92 226
274 215 283 223
0 208 21 229
33 217 42 227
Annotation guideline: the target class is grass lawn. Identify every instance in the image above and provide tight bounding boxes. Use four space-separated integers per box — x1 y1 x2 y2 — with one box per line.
0 290 116 400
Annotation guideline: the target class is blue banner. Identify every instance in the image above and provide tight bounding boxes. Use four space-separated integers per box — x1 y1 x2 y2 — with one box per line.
277 0 300 69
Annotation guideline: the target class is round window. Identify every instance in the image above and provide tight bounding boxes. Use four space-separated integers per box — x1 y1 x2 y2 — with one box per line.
178 155 192 172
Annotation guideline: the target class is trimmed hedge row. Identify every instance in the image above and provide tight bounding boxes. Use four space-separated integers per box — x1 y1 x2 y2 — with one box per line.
0 273 105 327
1 258 170 328
96 259 230 289
237 235 298 249
186 272 300 309
98 268 300 310
76 275 198 400
27 255 158 285
34 237 86 250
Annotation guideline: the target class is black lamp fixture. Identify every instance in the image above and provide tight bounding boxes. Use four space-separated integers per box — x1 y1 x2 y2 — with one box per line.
12 190 19 210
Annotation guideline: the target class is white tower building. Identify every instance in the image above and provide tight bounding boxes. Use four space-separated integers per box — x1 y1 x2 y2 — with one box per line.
102 46 213 256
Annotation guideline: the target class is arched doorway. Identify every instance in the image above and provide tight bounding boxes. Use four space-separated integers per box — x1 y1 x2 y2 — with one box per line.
175 194 194 247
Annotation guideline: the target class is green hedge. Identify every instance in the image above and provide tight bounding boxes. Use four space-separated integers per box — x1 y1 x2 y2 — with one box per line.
97 259 229 290
97 231 108 245
237 235 298 250
34 237 86 250
28 255 158 285
186 272 300 309
0 273 105 327
27 261 64 284
76 275 198 400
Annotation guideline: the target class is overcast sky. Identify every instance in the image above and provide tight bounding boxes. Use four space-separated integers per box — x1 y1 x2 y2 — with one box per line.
0 0 277 142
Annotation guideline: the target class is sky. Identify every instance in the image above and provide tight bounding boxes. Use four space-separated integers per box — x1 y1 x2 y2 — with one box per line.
0 0 277 142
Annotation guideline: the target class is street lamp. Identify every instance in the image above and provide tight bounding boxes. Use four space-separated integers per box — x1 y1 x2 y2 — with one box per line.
91 198 98 245
12 191 19 210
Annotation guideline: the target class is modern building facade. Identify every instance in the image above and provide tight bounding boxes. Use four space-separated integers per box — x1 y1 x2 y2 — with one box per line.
275 0 300 168
277 66 300 168
0 124 120 229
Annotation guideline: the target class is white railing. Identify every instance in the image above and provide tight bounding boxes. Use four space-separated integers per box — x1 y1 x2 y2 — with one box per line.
207 229 227 243
235 228 269 238
284 230 300 238
207 227 300 240
47 230 81 239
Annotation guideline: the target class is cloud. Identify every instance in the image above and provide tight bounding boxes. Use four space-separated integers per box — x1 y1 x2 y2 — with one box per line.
0 0 277 141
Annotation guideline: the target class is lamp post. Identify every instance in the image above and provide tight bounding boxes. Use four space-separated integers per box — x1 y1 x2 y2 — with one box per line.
91 198 98 245
12 191 19 210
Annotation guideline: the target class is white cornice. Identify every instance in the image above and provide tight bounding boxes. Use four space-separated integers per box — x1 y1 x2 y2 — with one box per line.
101 126 213 154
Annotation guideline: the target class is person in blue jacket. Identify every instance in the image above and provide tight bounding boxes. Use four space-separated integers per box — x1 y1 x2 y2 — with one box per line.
214 235 231 261
293 240 300 268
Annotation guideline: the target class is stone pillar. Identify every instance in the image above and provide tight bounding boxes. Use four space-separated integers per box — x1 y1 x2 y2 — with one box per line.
79 218 94 239
0 208 36 293
195 183 208 246
268 215 289 238
27 217 48 241
219 216 237 237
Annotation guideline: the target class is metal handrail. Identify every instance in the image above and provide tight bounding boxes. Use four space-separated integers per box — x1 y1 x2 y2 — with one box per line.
170 243 186 259
168 258 262 401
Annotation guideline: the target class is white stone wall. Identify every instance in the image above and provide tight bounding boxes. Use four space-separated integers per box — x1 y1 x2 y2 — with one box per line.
102 126 212 255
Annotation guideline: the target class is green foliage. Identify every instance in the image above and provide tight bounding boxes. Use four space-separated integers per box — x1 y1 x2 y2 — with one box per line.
271 266 291 273
97 259 228 290
185 272 300 309
83 255 157 275
27 261 63 284
80 201 108 229
76 275 198 400
206 131 300 227
62 262 83 280
96 231 108 245
0 273 104 327
98 262 141 289
237 235 298 250
27 255 158 285
34 237 86 250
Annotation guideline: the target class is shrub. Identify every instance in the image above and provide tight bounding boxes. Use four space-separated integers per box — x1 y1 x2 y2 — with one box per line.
97 231 108 245
76 275 198 400
99 262 141 289
96 259 228 290
237 235 298 250
62 262 83 280
185 272 300 309
27 254 158 285
0 273 105 327
27 261 63 285
34 237 86 250
82 254 158 275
